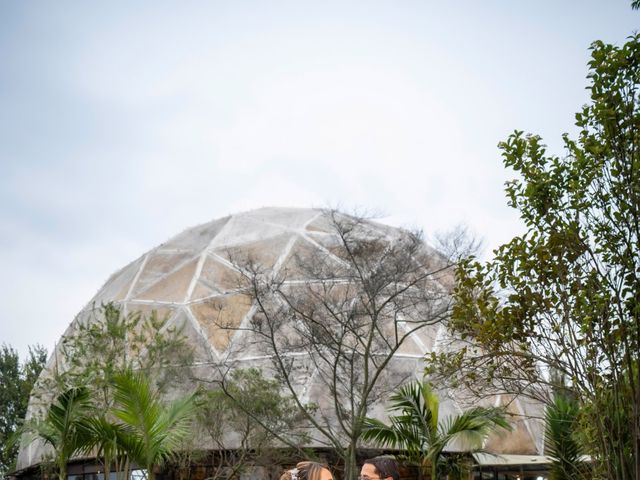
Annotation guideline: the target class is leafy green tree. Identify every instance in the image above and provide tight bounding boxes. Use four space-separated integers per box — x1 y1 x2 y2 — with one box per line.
197 368 312 479
429 34 640 479
0 345 21 479
110 369 198 480
0 344 47 478
361 381 509 480
56 303 193 406
545 395 588 480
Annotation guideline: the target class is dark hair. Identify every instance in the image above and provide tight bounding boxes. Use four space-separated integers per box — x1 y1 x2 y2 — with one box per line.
363 456 399 480
280 461 330 480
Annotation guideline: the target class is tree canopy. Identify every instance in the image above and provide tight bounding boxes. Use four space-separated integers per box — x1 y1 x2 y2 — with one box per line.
0 344 47 478
428 34 640 480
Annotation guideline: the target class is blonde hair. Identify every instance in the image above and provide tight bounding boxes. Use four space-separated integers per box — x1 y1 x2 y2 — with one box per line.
279 461 330 480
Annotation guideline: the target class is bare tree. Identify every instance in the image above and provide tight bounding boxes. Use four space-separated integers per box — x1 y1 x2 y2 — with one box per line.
218 210 455 480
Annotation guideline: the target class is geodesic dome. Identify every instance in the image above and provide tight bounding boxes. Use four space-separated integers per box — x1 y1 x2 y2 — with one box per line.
17 207 545 471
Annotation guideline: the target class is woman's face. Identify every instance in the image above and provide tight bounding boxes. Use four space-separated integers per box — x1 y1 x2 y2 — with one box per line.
319 468 334 480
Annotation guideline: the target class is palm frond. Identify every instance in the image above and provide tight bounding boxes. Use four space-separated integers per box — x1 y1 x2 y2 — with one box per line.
544 395 585 480
362 418 409 449
421 382 439 433
437 406 509 454
111 370 161 431
109 369 197 473
363 380 510 480
389 381 437 443
17 386 95 480
80 415 128 457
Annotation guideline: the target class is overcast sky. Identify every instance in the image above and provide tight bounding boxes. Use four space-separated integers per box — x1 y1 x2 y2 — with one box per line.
1 1 637 357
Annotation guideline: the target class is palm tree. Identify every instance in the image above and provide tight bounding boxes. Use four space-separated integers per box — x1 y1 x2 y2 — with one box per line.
81 415 131 480
362 381 510 480
110 369 198 480
544 395 587 480
22 386 93 480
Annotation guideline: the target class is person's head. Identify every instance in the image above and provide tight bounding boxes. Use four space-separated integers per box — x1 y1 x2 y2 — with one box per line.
280 461 333 480
360 456 399 480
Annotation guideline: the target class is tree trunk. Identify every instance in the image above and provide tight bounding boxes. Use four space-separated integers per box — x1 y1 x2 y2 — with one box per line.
344 441 358 480
57 460 66 480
